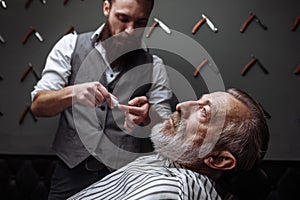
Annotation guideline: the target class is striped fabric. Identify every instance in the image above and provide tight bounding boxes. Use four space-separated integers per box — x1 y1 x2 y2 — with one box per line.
68 154 221 200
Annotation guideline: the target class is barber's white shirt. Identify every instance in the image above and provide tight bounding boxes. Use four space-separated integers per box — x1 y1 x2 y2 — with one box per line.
31 24 172 119
68 154 221 200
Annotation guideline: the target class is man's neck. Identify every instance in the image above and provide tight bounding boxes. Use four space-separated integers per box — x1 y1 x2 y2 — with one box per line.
181 161 221 181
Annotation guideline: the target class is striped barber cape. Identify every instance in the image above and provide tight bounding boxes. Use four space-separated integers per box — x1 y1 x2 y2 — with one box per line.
68 154 221 200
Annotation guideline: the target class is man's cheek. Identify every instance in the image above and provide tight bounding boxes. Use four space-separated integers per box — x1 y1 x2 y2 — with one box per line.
185 120 198 135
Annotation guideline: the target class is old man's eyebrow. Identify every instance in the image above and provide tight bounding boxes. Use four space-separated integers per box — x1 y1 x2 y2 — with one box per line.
197 99 211 106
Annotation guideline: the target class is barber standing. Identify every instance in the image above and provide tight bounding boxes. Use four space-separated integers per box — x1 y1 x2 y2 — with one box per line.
30 0 172 199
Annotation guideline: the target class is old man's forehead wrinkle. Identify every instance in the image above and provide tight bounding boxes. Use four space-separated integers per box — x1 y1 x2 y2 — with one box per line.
198 92 252 125
204 93 228 111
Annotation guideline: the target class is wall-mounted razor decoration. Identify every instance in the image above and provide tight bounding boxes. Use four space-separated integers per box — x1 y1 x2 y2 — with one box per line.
25 0 46 9
0 35 5 44
192 14 218 34
291 16 300 31
194 59 208 77
294 64 300 75
20 63 40 82
0 0 7 9
146 18 171 37
193 58 219 76
202 14 218 33
22 27 44 44
241 54 269 76
258 102 271 119
65 26 76 35
192 17 206 34
240 12 267 33
153 17 172 35
19 105 37 125
146 21 158 38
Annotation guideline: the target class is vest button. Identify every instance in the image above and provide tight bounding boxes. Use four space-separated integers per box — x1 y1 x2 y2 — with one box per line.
99 105 106 111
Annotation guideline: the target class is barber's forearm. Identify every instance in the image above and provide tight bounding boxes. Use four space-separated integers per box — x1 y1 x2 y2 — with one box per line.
31 86 74 117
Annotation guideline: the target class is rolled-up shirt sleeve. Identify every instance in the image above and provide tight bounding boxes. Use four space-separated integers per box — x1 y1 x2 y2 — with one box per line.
148 55 173 119
31 33 77 101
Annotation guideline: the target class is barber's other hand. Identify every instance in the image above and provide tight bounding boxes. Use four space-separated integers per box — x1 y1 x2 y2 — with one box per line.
73 82 112 107
119 96 150 132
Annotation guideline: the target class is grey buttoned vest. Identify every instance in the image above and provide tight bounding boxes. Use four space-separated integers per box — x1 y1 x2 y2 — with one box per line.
52 32 154 169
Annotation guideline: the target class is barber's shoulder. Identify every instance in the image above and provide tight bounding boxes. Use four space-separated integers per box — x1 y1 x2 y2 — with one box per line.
152 55 169 79
61 33 78 44
53 33 78 51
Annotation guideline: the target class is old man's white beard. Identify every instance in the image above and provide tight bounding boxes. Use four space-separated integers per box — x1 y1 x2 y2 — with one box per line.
150 121 200 165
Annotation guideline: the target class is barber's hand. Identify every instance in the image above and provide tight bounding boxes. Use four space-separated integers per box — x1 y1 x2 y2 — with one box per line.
73 82 112 108
119 96 150 133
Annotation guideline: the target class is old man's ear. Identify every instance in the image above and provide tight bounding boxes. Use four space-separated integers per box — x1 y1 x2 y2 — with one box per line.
204 151 236 171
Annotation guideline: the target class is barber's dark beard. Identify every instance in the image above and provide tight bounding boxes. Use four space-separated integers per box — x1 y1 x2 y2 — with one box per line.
100 21 142 68
100 21 112 42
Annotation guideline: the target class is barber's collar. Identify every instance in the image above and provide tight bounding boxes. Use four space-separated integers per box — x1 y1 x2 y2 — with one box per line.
90 24 104 43
90 23 148 51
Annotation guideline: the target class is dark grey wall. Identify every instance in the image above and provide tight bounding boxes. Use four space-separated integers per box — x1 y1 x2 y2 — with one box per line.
0 0 299 160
